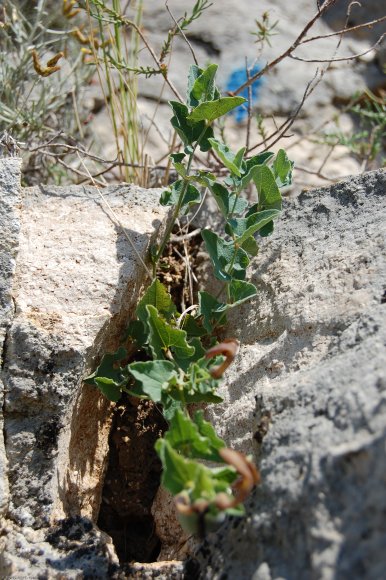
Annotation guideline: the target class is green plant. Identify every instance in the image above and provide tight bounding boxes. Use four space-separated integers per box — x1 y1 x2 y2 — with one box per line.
0 0 92 184
85 63 293 535
81 0 214 186
83 0 144 183
251 11 279 49
323 90 386 170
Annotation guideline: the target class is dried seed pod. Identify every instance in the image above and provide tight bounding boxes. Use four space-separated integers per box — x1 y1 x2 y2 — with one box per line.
205 338 240 378
31 50 63 77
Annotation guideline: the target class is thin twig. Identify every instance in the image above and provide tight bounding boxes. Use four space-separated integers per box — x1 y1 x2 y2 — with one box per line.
248 71 320 154
295 164 351 182
77 152 152 278
170 228 201 242
55 156 106 186
95 3 184 101
300 14 386 44
290 34 385 62
232 0 339 96
165 0 198 66
245 59 252 152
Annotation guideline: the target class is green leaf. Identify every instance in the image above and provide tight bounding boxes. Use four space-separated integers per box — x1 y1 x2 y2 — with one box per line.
170 152 187 177
187 64 203 107
84 346 128 402
233 249 250 280
198 125 215 152
234 146 246 170
164 408 225 462
125 319 147 348
170 152 186 163
146 304 195 360
273 149 294 187
202 229 250 281
241 236 259 256
169 99 215 152
160 180 201 214
191 63 218 103
136 279 176 324
173 336 206 372
187 97 247 122
259 221 274 237
128 359 176 402
162 397 183 422
198 291 227 333
164 358 223 404
207 138 242 176
201 229 234 282
252 165 282 210
156 438 216 497
228 279 257 306
169 100 206 146
209 182 248 218
227 209 280 244
245 151 274 171
194 410 226 453
194 170 216 187
93 377 122 403
181 314 207 338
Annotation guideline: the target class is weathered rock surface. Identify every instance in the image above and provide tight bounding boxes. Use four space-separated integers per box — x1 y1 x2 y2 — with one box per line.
90 0 382 191
192 169 386 579
0 158 22 519
2 160 385 578
0 160 171 576
139 0 381 113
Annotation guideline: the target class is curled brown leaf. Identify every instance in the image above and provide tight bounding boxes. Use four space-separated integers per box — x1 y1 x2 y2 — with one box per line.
215 447 260 509
205 339 240 378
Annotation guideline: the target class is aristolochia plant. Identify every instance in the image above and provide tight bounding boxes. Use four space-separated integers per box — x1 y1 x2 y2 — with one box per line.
86 64 293 535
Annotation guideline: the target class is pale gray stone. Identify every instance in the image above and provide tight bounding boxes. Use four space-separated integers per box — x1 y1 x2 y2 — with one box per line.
191 169 386 579
137 0 379 114
0 157 22 518
0 182 171 575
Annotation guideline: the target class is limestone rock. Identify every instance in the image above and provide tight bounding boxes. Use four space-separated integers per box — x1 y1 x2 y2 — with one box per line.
0 158 22 518
191 169 386 579
138 0 377 113
0 176 171 575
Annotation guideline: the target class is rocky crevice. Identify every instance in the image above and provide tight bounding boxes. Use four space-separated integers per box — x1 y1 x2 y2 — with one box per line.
0 174 174 577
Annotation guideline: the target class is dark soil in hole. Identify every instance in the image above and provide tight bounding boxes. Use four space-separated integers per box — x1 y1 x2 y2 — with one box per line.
98 225 204 566
157 227 203 312
97 394 168 564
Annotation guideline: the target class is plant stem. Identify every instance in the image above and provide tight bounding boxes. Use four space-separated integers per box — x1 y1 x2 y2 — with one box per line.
153 125 210 275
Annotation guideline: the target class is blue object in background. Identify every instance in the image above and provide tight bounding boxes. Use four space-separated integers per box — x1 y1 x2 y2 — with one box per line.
225 64 262 123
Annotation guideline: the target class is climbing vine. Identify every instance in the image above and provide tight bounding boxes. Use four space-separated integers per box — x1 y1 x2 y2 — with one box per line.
85 64 293 535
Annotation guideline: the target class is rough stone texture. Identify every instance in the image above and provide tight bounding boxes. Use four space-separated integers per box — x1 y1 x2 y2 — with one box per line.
1 516 119 579
0 158 22 518
138 0 383 113
191 169 386 579
322 0 386 44
0 179 171 576
89 0 382 191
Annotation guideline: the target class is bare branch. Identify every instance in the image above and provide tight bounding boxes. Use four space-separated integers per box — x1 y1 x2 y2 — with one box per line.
247 70 322 154
76 152 152 278
245 58 253 151
89 2 184 102
295 164 347 183
289 33 385 63
299 14 386 45
165 0 198 66
231 0 339 96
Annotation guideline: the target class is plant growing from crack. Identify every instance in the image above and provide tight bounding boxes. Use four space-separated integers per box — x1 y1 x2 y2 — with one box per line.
85 64 293 535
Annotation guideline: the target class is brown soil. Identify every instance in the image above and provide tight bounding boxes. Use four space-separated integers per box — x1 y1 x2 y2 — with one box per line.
157 229 203 313
97 394 168 564
98 226 203 565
